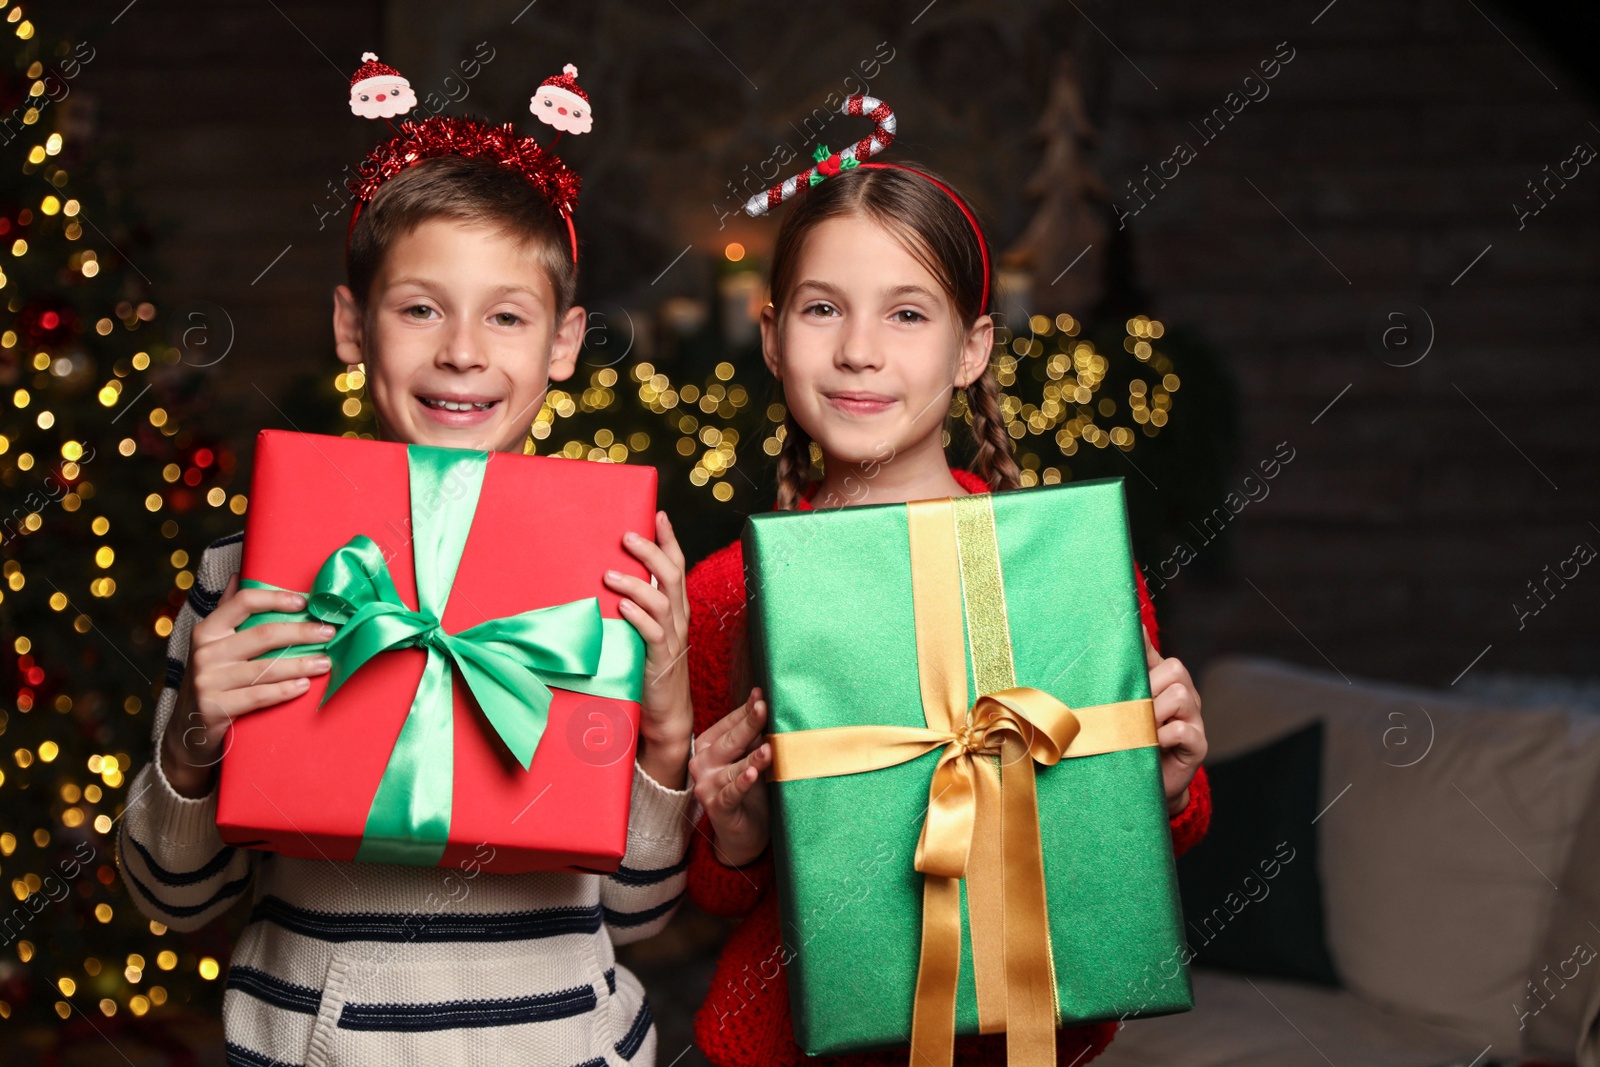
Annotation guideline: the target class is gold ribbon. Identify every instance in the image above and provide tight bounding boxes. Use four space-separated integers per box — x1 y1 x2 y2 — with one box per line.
766 494 1158 1066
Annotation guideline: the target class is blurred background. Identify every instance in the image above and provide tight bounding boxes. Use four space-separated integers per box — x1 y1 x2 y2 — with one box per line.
1 0 1597 1063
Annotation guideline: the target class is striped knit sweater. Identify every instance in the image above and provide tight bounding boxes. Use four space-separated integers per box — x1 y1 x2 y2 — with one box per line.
116 531 698 1067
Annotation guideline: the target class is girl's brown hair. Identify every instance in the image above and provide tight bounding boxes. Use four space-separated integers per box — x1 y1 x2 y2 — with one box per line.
346 154 578 314
765 165 1021 510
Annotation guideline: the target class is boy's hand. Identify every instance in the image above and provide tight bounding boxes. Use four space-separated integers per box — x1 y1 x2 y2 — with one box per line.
1144 626 1206 815
606 511 692 790
689 688 772 868
160 572 334 799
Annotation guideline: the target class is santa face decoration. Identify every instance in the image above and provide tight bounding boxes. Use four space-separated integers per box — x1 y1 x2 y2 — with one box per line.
530 63 593 135
342 53 589 264
349 52 417 119
351 77 416 118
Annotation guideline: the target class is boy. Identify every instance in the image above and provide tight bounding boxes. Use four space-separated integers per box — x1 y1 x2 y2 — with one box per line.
116 148 697 1066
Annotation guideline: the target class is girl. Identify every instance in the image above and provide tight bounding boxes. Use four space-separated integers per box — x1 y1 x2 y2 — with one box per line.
685 163 1211 1066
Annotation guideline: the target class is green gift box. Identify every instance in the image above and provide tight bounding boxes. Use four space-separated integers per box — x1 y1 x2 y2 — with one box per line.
742 477 1192 1062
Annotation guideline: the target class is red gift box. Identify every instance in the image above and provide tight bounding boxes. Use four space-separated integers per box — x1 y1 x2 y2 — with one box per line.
214 429 657 874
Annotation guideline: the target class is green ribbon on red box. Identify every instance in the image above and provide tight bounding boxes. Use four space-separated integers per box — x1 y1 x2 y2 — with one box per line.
237 443 644 867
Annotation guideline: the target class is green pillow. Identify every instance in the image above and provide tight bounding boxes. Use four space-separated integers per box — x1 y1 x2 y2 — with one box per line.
1176 721 1339 986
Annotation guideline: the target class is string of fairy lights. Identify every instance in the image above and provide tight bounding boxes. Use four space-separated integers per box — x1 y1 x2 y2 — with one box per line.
2 11 243 1027
336 307 1178 500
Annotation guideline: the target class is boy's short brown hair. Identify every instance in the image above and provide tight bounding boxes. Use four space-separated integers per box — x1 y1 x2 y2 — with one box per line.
345 154 578 315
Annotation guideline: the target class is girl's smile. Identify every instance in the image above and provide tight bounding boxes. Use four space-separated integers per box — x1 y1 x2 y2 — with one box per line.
822 389 897 417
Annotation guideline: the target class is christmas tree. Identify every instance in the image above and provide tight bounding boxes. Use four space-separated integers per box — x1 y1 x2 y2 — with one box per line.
0 9 241 1039
1004 53 1112 316
1000 52 1239 577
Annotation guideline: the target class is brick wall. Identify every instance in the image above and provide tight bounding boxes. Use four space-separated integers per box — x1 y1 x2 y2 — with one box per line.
55 0 381 425
1098 0 1599 684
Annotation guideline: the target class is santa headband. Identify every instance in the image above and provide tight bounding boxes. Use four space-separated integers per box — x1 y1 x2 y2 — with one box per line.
742 95 991 313
345 54 594 264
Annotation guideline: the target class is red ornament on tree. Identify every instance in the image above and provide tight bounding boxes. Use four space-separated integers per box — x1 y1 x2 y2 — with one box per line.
16 296 80 349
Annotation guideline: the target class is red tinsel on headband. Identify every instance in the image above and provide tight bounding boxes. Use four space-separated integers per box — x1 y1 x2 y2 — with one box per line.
347 115 582 217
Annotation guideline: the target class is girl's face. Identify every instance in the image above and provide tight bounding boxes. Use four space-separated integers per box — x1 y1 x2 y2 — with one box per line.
762 215 992 468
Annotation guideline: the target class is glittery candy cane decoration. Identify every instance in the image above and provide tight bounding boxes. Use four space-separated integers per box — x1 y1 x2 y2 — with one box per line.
743 95 897 217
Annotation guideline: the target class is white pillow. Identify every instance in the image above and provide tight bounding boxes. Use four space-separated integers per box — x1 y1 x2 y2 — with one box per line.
1198 656 1600 1055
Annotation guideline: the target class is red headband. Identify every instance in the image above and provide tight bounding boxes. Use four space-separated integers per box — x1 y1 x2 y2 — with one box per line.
344 54 591 265
742 95 991 313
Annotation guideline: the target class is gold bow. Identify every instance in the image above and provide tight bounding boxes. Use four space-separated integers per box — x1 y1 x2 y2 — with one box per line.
766 494 1158 1066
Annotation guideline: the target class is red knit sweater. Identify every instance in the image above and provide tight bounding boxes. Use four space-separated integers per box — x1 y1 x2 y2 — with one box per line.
685 467 1212 1067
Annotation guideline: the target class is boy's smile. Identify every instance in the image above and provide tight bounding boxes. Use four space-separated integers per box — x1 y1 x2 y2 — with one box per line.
334 217 584 453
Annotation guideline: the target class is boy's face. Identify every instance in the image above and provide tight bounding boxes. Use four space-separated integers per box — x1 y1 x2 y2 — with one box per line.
333 218 584 453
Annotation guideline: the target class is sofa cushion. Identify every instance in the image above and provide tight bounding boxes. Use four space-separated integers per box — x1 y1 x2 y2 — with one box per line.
1095 967 1485 1067
1527 759 1600 1066
1197 656 1600 1057
1178 721 1339 985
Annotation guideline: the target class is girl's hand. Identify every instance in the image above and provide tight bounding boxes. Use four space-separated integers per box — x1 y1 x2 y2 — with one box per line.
1144 626 1207 815
607 511 693 790
160 571 334 799
689 688 772 868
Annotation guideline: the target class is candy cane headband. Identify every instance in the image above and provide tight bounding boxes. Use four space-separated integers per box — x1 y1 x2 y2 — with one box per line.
344 53 594 265
743 95 991 313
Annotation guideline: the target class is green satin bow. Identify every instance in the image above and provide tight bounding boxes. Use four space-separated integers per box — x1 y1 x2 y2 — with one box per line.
237 444 645 866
